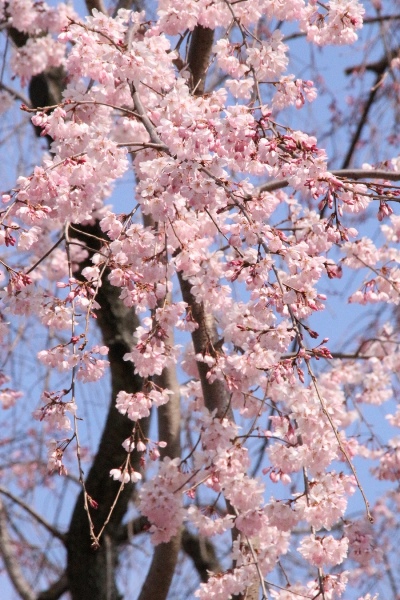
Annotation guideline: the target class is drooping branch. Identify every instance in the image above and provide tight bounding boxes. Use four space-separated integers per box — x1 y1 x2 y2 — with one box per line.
5 19 150 599
178 19 261 597
7 25 145 596
66 221 148 600
127 43 228 588
137 320 182 600
4 2 399 599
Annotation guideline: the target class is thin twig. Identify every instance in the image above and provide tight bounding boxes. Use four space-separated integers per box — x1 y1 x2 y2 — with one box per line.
26 234 65 275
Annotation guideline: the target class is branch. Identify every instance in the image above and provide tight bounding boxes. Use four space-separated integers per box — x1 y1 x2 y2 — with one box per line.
7 26 64 137
181 529 222 582
178 273 232 419
340 46 399 170
85 0 106 14
0 82 31 106
187 26 214 95
345 46 399 75
281 352 374 360
129 83 168 149
136 524 181 600
332 169 400 181
117 519 222 584
0 487 66 544
363 14 400 25
340 73 382 170
283 17 400 42
155 343 182 462
9 13 149 595
0 499 35 600
115 515 150 543
37 573 69 600
258 169 400 194
112 0 145 15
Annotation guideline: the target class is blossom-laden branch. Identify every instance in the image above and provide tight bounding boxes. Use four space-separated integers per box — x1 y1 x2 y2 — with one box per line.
259 169 400 194
2 1 400 600
4 6 151 600
136 293 183 600
65 221 148 600
132 25 214 597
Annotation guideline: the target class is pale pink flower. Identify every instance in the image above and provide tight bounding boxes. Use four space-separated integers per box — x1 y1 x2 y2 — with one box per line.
110 468 130 484
298 534 348 567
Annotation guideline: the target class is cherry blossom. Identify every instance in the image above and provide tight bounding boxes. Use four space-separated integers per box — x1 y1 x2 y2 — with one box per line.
1 0 400 598
116 387 172 421
298 534 349 568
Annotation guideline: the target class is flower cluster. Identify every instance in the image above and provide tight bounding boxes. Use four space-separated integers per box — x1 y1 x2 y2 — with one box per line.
1 0 400 598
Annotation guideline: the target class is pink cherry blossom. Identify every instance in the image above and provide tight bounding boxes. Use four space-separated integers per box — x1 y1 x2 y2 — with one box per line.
298 534 349 568
2 1 400 598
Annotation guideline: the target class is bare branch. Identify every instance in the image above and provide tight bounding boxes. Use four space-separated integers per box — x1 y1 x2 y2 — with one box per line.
129 82 169 149
155 350 182 462
345 47 399 75
136 531 182 600
117 519 222 584
187 26 214 95
340 73 382 170
0 82 31 106
0 499 35 600
116 515 150 543
181 529 222 582
0 486 66 544
37 573 69 600
281 352 374 360
332 169 400 181
112 0 145 15
363 14 400 25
